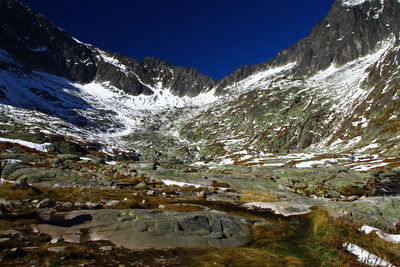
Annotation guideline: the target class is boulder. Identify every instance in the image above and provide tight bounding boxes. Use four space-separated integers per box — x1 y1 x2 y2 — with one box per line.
7 167 98 186
243 202 312 217
36 209 251 249
14 178 31 190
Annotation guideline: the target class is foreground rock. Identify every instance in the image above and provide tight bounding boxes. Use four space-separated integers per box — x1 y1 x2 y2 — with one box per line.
243 202 312 217
35 209 251 249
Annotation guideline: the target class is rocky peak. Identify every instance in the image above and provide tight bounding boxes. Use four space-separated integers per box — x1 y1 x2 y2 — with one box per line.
216 0 400 93
0 0 216 97
0 0 97 83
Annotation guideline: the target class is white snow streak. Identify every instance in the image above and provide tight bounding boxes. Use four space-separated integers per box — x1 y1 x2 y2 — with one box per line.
344 243 396 267
0 137 51 152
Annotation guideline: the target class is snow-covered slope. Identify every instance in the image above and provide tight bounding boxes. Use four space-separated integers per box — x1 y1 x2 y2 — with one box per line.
0 48 218 152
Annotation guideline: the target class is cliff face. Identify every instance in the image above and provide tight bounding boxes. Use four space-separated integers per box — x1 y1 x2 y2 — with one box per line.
216 0 400 93
0 0 97 83
0 0 216 97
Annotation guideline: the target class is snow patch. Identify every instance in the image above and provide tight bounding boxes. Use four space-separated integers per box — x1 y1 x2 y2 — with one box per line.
162 179 203 188
341 0 374 7
344 243 396 267
0 137 51 152
360 225 400 244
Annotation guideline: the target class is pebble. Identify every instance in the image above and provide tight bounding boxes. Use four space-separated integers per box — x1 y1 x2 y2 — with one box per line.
105 200 120 207
36 199 55 209
50 237 63 244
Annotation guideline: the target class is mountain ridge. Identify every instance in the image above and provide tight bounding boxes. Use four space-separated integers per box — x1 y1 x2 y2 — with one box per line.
0 0 216 98
215 0 400 93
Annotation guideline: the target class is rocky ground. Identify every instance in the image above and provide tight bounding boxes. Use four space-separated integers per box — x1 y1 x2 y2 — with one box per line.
0 139 399 267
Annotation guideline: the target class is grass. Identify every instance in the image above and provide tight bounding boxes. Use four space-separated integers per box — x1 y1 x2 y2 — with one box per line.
183 208 362 267
240 190 279 202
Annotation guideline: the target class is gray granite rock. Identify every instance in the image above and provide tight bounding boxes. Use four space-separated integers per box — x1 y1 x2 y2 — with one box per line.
36 209 251 249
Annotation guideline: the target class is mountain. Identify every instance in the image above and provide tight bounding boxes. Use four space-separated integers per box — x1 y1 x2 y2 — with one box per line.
216 0 400 92
179 0 400 165
0 0 400 166
0 0 216 97
0 0 217 158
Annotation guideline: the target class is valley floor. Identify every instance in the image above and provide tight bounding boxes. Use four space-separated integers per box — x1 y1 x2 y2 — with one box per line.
0 139 399 267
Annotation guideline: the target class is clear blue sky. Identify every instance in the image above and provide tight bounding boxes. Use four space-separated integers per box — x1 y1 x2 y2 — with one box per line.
20 0 336 80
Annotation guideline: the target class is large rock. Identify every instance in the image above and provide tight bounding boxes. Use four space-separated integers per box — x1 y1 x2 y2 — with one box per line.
272 167 375 197
7 167 97 186
243 202 312 217
327 196 400 231
35 209 251 249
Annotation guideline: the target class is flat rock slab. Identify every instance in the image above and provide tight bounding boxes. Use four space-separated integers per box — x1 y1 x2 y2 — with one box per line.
243 202 312 216
35 209 251 249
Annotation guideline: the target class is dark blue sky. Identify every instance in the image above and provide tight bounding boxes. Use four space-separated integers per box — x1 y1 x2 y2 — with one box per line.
20 0 335 80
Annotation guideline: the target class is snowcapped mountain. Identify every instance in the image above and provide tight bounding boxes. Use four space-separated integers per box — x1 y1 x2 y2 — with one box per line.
0 0 218 157
0 0 399 164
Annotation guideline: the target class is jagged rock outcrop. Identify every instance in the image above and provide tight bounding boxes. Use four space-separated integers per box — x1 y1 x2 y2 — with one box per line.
0 0 97 83
216 0 400 93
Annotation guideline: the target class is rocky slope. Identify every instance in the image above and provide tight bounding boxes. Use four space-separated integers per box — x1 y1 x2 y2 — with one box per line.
180 0 400 165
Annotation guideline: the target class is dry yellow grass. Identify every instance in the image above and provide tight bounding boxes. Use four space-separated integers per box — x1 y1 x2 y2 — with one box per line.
240 190 278 202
